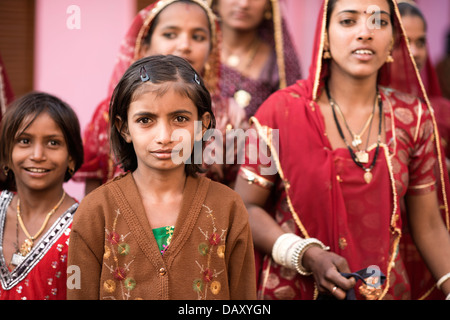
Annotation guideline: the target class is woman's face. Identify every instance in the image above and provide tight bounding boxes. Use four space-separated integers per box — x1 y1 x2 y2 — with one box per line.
327 0 394 79
140 2 211 74
402 15 427 71
216 0 269 31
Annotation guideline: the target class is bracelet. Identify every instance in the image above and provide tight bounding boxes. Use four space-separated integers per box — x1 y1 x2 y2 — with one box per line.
437 272 450 290
291 238 330 276
272 234 330 276
239 167 274 189
446 293 450 300
272 233 302 268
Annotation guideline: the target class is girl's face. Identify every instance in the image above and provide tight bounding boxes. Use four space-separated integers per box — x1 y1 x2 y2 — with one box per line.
327 0 393 79
10 112 74 192
216 0 269 31
402 15 427 71
119 83 210 175
141 2 211 74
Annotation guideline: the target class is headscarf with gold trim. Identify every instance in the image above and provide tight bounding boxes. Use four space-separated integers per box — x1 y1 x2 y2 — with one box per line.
205 0 301 187
208 0 301 122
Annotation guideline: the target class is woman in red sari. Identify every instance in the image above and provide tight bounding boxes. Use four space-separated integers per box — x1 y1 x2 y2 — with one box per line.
235 0 450 300
394 1 450 168
392 1 450 299
73 0 220 194
206 0 302 187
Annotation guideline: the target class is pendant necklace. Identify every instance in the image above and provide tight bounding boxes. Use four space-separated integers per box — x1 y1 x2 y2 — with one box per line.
332 93 377 164
333 97 375 152
12 191 66 265
325 83 382 184
229 38 261 109
225 35 259 69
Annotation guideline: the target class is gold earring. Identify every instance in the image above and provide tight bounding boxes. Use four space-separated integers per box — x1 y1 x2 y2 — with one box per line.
386 37 395 63
323 49 331 60
264 10 272 20
386 54 394 63
2 165 9 176
68 166 75 176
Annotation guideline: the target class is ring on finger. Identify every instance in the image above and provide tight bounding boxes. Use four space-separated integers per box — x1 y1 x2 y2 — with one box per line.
331 286 338 294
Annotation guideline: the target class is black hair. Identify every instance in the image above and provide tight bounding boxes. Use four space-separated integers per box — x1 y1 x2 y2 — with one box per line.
109 54 215 177
0 92 84 190
398 2 427 32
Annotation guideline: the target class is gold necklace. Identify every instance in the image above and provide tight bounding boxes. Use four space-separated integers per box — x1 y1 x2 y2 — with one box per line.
332 95 377 148
16 191 66 256
326 83 383 184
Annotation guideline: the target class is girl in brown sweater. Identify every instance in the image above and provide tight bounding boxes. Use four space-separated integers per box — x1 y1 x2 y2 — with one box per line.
67 55 256 300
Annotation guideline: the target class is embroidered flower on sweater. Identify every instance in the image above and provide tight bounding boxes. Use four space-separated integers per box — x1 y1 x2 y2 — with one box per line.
193 205 227 299
103 209 136 300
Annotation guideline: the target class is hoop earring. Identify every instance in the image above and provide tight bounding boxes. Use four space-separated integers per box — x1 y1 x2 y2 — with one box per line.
323 50 332 60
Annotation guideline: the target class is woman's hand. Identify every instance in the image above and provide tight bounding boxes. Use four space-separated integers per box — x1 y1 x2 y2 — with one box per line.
302 246 356 300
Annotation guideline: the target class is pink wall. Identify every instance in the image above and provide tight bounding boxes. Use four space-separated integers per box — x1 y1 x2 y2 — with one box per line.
33 0 448 200
34 0 135 200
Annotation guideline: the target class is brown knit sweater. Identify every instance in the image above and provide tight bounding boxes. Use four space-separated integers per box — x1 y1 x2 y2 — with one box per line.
67 173 256 300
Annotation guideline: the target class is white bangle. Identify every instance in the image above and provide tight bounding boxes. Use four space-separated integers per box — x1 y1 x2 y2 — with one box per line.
446 293 450 300
291 238 330 276
437 272 450 290
272 233 330 276
272 233 302 269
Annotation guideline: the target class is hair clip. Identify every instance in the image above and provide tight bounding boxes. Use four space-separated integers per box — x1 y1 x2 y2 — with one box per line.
193 73 201 85
140 66 150 82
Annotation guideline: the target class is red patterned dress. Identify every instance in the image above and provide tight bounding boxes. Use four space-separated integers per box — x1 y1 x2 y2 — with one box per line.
241 86 445 300
0 191 76 300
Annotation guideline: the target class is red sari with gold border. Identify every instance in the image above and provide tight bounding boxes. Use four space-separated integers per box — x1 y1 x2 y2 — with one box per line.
239 0 450 300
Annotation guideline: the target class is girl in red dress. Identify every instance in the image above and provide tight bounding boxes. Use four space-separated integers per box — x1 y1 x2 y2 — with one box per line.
0 92 83 299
